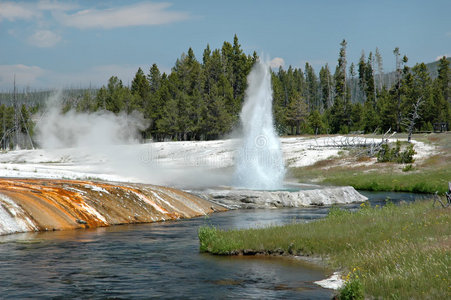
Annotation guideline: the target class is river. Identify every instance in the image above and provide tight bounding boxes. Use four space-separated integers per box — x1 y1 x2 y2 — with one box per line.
0 191 429 299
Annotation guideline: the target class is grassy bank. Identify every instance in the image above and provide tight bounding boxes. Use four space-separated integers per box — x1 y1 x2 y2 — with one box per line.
291 133 451 194
198 200 450 298
291 162 450 194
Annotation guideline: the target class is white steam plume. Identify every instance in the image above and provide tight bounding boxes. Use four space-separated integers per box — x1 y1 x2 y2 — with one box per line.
34 90 232 188
36 90 148 149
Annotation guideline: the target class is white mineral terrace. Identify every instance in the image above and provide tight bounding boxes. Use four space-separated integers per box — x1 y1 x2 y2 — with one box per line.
0 136 434 187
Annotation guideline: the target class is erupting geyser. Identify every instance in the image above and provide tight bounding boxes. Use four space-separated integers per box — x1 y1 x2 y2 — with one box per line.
233 59 285 190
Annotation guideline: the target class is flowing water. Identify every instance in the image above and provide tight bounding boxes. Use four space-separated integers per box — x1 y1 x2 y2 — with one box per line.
0 192 429 299
0 207 333 299
234 60 285 190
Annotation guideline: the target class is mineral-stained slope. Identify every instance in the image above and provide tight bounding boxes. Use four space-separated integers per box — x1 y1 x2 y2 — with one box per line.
0 178 226 235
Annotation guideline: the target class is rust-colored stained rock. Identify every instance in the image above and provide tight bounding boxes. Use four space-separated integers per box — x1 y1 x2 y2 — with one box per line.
0 178 226 235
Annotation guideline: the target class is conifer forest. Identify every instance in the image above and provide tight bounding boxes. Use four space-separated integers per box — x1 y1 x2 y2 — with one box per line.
2 35 450 144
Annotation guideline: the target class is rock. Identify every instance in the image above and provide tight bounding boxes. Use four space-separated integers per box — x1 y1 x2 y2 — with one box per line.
0 178 227 236
193 186 367 209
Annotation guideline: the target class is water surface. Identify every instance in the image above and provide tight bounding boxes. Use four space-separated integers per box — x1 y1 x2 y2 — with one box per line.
0 191 429 299
0 208 333 299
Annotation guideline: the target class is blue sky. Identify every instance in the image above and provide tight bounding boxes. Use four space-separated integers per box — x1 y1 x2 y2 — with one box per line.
0 0 450 90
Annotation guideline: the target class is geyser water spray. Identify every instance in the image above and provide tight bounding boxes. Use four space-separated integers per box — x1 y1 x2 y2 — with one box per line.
233 59 285 189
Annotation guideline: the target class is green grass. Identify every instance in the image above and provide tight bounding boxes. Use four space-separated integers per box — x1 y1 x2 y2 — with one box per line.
199 200 451 299
290 133 451 194
292 165 450 194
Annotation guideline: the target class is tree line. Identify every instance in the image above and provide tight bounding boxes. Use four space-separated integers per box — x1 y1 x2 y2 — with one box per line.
51 35 451 140
0 103 34 149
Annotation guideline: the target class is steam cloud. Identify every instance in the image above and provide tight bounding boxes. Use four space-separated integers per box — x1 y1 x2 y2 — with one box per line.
36 90 148 149
35 91 231 188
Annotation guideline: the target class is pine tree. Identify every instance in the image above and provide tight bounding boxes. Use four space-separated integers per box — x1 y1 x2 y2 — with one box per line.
231 34 247 100
202 44 211 66
285 92 308 135
331 39 351 133
304 62 319 111
308 109 325 134
358 51 366 101
433 57 451 127
130 67 150 111
377 87 397 132
365 52 376 106
76 91 95 112
95 86 108 110
437 56 450 103
272 70 288 133
411 63 434 130
349 62 357 103
319 64 333 109
148 63 162 93
145 64 165 139
335 39 348 101
362 100 379 133
157 97 179 140
350 102 363 131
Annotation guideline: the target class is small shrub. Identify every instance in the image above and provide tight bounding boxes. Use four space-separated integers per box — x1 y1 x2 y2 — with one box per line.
391 140 401 160
377 141 415 164
398 143 416 163
402 164 414 172
339 277 364 300
377 143 391 162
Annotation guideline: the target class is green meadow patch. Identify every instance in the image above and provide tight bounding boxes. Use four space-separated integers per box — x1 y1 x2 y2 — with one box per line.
199 200 451 299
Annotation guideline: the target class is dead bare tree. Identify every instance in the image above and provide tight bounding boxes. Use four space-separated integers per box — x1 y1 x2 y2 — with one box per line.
375 47 384 91
313 129 396 157
402 97 423 143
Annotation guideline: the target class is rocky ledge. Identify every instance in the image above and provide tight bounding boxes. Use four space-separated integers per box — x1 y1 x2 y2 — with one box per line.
0 178 226 236
192 186 367 209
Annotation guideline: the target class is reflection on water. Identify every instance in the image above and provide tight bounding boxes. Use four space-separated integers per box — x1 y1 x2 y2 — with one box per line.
0 208 333 299
0 191 429 299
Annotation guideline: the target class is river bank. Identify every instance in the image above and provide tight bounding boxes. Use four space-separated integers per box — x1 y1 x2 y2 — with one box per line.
290 133 450 194
198 199 451 298
0 206 338 299
0 178 226 236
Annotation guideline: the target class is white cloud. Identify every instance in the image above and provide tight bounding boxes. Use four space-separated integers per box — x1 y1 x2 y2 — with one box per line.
27 30 61 47
1 1 190 50
0 1 38 21
0 0 76 22
55 2 190 29
270 57 285 69
37 0 78 11
0 64 46 89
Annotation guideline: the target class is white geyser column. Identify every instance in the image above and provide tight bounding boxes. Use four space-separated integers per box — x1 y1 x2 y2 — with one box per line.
233 59 285 190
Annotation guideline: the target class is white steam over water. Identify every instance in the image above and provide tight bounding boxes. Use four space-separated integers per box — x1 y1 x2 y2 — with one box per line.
233 60 285 189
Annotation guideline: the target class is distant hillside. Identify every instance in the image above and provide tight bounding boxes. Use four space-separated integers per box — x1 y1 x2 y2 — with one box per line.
0 88 97 107
425 56 451 78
